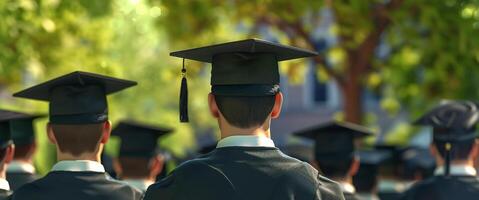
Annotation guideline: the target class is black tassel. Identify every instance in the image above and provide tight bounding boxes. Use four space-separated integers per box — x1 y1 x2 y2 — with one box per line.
445 142 451 176
179 59 189 122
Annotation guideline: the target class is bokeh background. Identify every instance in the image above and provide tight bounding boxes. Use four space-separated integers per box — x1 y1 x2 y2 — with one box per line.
1 0 479 174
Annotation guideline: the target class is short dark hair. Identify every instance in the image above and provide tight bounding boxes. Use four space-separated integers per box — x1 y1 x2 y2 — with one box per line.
214 95 275 128
433 139 475 161
51 123 104 156
0 148 7 163
316 158 353 179
118 157 151 178
13 143 35 160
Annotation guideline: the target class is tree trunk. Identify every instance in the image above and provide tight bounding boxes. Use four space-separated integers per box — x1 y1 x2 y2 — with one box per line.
341 56 363 124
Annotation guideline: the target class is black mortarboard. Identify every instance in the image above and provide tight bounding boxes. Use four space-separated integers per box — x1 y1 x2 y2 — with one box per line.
112 120 172 158
170 38 318 122
13 71 137 124
353 150 391 192
294 120 374 160
10 113 44 145
0 110 34 149
414 100 479 176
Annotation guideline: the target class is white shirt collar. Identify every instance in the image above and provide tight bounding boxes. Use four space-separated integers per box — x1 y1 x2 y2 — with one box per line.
356 193 380 200
378 180 410 192
434 164 477 176
216 135 275 148
7 161 36 174
51 160 105 173
340 182 356 194
0 179 10 191
123 179 154 192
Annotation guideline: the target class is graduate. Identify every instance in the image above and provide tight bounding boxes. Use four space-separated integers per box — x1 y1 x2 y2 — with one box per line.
144 39 345 200
0 110 33 199
294 120 374 200
112 120 172 192
399 100 479 200
11 71 143 200
352 150 391 200
6 113 43 191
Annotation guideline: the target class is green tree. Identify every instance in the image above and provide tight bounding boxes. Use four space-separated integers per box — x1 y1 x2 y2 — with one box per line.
149 0 479 127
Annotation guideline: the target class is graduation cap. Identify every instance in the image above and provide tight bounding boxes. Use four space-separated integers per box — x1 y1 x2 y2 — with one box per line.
353 150 391 192
0 110 34 149
13 71 137 124
10 113 44 145
294 120 374 160
413 100 479 176
170 38 318 122
112 120 173 158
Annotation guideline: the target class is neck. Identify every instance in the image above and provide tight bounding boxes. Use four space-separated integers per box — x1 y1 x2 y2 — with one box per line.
219 118 271 139
123 176 154 182
56 150 102 163
334 176 353 185
437 158 474 168
12 159 32 164
0 164 6 179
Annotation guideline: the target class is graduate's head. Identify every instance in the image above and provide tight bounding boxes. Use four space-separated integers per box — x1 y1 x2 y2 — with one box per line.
414 100 479 175
115 155 165 180
0 115 19 172
170 39 318 127
430 131 478 163
111 120 172 180
294 121 373 180
13 71 137 159
209 93 282 129
315 156 359 180
47 122 111 157
10 115 43 161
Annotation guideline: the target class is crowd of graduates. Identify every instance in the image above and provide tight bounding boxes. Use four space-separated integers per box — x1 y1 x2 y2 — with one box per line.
0 39 478 200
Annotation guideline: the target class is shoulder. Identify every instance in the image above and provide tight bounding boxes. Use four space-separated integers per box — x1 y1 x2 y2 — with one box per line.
144 159 235 200
11 180 40 200
270 157 344 200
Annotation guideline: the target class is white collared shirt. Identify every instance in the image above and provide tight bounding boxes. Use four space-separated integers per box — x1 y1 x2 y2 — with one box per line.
7 161 36 174
123 179 154 192
378 180 411 192
340 182 356 194
0 179 10 191
434 164 477 176
216 135 275 148
356 193 380 200
51 160 105 173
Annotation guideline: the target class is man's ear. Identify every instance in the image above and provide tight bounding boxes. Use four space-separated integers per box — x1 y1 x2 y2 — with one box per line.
100 121 112 144
270 92 283 119
348 157 360 177
4 144 14 164
149 155 165 179
469 140 479 160
46 123 57 145
208 93 220 118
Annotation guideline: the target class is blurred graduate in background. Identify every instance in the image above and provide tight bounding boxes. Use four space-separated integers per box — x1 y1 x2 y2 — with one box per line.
112 120 172 192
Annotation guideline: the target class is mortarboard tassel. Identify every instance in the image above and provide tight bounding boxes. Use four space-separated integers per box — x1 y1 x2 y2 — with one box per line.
179 59 189 122
444 142 451 176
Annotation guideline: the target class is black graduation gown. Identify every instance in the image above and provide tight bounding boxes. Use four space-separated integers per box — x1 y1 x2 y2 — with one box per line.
0 189 11 200
11 171 143 200
343 192 361 200
6 172 37 191
398 175 479 200
144 147 345 200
